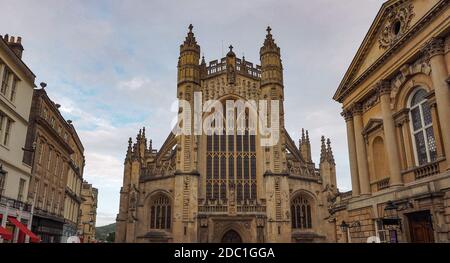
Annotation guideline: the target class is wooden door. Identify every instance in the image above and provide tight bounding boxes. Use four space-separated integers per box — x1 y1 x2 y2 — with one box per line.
408 211 434 243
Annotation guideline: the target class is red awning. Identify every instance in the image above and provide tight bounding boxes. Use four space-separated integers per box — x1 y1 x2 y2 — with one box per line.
0 225 12 241
7 217 40 243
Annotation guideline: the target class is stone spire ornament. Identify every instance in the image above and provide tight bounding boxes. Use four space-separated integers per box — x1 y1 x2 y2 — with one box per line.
320 136 327 163
327 138 335 165
260 25 280 55
180 24 200 52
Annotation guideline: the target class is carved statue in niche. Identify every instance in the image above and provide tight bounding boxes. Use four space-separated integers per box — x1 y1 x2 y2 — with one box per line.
129 190 137 209
227 65 236 85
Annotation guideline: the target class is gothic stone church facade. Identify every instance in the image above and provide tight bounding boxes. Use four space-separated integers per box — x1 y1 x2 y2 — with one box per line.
115 26 338 243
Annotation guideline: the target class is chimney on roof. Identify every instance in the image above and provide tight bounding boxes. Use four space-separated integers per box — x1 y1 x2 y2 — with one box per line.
3 34 24 59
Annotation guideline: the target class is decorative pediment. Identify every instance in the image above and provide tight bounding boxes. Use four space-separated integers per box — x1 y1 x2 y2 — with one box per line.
333 0 446 103
362 118 383 139
378 3 415 49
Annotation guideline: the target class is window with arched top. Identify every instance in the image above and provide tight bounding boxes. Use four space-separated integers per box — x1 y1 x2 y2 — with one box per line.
206 102 257 203
372 137 389 181
291 195 312 229
150 194 171 230
409 88 437 166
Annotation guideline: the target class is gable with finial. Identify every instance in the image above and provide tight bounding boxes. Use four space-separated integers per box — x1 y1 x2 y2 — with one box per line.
333 0 446 103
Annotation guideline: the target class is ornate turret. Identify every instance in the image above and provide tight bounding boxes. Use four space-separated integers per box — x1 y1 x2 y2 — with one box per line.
326 138 335 165
177 24 201 87
260 26 283 87
320 136 327 163
126 137 133 161
320 136 337 189
299 129 312 163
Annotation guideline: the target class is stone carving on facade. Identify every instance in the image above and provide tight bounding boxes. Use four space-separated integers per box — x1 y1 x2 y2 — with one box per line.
129 190 137 209
378 3 415 49
182 176 190 221
362 91 380 112
422 37 445 59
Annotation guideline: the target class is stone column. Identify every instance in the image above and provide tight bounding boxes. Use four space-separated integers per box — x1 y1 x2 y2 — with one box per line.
352 104 370 195
428 96 444 158
342 110 360 196
401 118 415 169
0 64 5 86
423 38 450 169
377 80 402 186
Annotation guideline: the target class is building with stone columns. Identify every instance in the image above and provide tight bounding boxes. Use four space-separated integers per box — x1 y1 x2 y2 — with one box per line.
331 0 450 243
115 26 338 243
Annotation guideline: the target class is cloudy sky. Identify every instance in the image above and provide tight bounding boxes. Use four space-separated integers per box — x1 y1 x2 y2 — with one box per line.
1 0 385 226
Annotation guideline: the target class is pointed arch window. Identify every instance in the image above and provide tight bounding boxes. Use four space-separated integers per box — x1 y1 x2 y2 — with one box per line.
291 195 312 229
206 102 257 203
409 88 436 166
150 194 171 230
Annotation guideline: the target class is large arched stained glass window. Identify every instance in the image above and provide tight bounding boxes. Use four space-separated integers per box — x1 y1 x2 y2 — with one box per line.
150 194 171 229
409 88 437 166
291 195 312 229
206 104 257 203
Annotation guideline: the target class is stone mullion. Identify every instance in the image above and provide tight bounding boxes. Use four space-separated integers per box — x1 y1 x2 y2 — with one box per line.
427 95 444 158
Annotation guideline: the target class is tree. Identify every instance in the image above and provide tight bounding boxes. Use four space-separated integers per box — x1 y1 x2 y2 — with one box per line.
106 232 115 243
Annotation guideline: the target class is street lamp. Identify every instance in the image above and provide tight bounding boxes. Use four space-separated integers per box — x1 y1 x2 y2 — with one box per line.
339 220 361 243
339 220 349 233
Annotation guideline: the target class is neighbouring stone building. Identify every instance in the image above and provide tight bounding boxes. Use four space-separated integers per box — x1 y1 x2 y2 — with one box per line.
0 34 39 243
24 87 74 242
115 25 338 243
79 181 98 243
331 0 450 243
61 125 84 242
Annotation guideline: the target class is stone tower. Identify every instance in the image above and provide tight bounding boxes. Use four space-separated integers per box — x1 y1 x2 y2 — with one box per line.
115 25 337 243
259 26 290 242
173 24 201 242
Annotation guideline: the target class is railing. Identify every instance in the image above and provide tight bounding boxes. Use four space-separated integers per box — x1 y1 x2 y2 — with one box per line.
339 191 352 200
414 161 440 180
198 204 228 213
377 178 390 191
237 204 266 213
205 57 261 79
198 199 266 214
0 194 32 212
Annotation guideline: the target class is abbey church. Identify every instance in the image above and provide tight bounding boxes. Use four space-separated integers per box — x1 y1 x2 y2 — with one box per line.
115 26 338 243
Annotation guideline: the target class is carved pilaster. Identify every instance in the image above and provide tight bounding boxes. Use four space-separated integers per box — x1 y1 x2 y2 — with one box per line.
375 79 392 95
351 103 363 116
341 109 353 122
422 37 445 59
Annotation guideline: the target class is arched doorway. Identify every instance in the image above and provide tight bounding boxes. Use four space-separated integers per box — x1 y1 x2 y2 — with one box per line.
221 230 242 243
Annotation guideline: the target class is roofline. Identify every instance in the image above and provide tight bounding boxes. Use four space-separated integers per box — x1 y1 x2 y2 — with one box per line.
333 0 448 103
332 0 396 102
0 34 36 86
